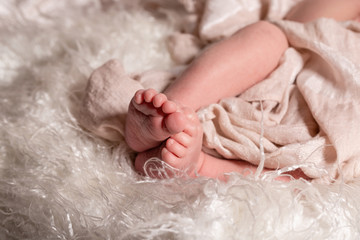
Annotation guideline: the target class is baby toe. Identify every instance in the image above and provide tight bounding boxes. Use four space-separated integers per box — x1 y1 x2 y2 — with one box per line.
166 138 187 158
161 101 177 114
171 132 192 147
143 88 157 102
134 89 145 104
161 148 179 167
153 93 167 108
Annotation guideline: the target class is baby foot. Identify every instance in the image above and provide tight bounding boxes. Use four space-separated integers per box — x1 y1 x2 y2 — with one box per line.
134 107 204 178
125 89 187 152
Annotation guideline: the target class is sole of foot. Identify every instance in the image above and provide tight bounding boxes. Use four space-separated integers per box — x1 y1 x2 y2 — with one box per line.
134 107 204 179
125 88 187 152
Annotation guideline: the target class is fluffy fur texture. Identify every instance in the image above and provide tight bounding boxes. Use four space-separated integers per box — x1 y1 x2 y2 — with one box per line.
1 0 360 239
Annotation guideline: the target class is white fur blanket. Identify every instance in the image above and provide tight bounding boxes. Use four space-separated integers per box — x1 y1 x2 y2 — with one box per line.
1 0 360 239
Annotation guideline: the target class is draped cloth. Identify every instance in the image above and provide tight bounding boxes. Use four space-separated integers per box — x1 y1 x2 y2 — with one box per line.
79 0 360 183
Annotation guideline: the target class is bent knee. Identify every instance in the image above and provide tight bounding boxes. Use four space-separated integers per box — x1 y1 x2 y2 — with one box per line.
251 21 288 48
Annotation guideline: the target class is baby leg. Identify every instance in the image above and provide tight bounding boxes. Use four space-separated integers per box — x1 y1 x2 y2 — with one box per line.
128 22 290 178
164 21 289 111
126 21 287 152
133 100 310 181
127 21 309 180
285 0 360 23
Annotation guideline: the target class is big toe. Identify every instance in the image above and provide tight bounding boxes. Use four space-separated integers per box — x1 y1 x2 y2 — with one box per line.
164 112 186 134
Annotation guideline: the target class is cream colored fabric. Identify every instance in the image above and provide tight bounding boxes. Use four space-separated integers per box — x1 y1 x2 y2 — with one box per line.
80 0 360 182
79 59 178 141
199 19 360 183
